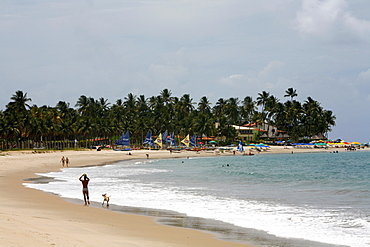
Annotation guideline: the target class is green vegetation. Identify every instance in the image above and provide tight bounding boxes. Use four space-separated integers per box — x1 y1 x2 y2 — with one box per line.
0 88 335 148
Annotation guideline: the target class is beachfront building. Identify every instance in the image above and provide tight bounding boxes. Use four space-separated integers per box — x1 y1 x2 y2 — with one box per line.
232 125 256 142
233 123 290 142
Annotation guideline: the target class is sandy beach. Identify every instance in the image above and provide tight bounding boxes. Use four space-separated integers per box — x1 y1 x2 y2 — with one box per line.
0 146 350 246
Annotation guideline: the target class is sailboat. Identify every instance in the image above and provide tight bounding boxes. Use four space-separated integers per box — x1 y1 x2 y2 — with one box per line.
154 133 163 148
167 132 175 146
143 131 154 146
190 134 197 147
236 141 244 152
162 130 168 148
184 134 203 151
181 134 190 147
114 131 131 151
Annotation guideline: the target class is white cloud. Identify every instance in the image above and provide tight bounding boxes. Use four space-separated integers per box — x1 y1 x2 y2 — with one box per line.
358 68 370 81
295 0 346 35
294 0 370 41
258 60 286 78
219 74 246 86
343 13 370 33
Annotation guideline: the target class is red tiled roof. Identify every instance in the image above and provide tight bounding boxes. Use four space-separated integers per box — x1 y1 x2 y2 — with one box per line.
254 128 267 132
242 123 257 127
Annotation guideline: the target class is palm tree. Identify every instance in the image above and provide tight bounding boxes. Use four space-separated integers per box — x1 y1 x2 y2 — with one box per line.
213 98 227 122
147 95 165 133
7 90 32 112
180 94 195 113
264 95 280 135
175 94 195 135
193 114 215 138
284 88 298 101
56 101 70 114
4 91 32 141
303 97 322 137
136 95 151 142
197 96 212 116
272 102 286 129
256 91 271 130
256 91 270 113
160 89 173 106
321 110 336 138
216 116 237 143
0 111 19 141
284 100 303 141
158 89 175 132
75 95 89 116
241 96 256 124
110 99 125 131
124 93 137 110
98 97 110 116
225 97 240 125
122 93 138 138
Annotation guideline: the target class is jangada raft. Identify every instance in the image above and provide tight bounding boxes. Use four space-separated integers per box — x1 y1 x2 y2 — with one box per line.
114 130 131 151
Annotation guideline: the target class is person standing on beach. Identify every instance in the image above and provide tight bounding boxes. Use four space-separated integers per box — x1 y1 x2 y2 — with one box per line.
60 156 65 167
79 174 90 205
65 157 70 167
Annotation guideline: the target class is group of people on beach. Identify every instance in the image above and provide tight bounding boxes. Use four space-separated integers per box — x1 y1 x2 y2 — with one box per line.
60 156 70 167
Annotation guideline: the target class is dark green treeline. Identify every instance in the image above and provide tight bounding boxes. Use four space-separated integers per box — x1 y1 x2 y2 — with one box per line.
0 88 335 147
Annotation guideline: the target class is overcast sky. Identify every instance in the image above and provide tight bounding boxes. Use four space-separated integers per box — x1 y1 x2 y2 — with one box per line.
1 0 370 142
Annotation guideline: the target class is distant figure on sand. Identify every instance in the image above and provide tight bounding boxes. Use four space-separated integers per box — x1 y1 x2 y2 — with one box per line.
65 157 70 167
79 174 90 205
60 156 65 167
146 154 149 159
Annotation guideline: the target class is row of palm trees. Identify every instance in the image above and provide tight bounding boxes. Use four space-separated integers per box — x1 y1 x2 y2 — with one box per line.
0 88 336 147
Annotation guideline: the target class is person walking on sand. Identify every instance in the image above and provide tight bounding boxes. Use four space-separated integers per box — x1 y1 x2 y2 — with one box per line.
60 156 65 167
79 174 90 205
65 157 70 167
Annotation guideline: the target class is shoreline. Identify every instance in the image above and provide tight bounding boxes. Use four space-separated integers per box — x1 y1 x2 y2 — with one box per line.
0 149 253 247
0 147 364 246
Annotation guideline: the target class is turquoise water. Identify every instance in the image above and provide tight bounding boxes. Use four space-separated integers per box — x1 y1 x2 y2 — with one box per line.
25 151 370 247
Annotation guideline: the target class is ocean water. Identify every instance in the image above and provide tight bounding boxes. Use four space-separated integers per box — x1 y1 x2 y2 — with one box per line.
24 151 370 247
